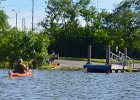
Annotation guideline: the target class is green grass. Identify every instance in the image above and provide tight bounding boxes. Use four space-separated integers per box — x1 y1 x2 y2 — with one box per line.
38 65 52 70
60 57 106 63
134 60 140 63
90 58 106 63
60 57 140 64
126 67 133 72
60 57 86 61
59 66 85 71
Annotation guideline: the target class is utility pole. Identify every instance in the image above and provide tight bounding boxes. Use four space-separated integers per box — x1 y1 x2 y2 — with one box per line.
22 18 26 31
32 0 34 31
15 12 17 28
13 9 18 28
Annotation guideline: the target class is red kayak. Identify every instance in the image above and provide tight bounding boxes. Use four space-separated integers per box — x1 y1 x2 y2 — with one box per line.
9 70 32 78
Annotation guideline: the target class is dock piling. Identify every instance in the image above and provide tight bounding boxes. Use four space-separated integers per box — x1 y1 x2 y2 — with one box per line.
87 45 92 64
106 45 110 65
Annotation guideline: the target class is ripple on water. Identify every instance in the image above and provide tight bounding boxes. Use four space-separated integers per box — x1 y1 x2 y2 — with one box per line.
0 69 140 100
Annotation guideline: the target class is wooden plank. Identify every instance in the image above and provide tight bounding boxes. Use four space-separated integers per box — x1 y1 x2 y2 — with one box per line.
111 64 124 70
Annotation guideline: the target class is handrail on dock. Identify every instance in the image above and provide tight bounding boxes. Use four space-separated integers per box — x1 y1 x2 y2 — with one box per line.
110 51 134 68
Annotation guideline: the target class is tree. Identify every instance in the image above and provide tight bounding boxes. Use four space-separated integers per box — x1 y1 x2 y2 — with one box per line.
0 10 9 66
41 0 140 58
0 10 9 31
42 0 92 57
0 27 50 68
108 0 140 57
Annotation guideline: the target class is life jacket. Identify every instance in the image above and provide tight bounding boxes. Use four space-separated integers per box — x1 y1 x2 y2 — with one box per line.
13 64 25 73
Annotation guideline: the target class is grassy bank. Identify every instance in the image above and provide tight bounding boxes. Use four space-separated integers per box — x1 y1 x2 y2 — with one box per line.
1 57 140 69
60 57 106 63
60 57 140 63
134 60 140 63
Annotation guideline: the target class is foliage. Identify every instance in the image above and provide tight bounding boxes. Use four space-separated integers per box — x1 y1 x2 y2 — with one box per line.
41 0 140 58
0 27 50 68
0 10 50 68
37 63 51 70
1 0 140 69
0 10 9 31
108 0 140 57
126 67 133 72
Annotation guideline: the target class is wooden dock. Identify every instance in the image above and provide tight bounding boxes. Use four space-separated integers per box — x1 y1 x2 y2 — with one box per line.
84 64 140 73
111 64 140 73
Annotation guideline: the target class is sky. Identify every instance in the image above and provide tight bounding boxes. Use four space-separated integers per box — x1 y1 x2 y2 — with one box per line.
1 0 123 31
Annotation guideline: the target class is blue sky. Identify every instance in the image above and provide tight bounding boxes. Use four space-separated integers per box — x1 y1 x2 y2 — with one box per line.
1 0 123 30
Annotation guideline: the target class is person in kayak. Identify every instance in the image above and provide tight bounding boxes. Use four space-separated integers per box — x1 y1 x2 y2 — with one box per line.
13 58 29 73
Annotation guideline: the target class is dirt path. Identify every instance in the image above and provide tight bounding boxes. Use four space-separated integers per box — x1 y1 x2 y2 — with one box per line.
133 63 140 69
54 59 87 68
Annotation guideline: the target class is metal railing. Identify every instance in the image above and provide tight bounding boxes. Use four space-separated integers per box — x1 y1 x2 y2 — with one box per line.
110 51 119 64
118 51 125 65
110 51 134 68
125 56 134 68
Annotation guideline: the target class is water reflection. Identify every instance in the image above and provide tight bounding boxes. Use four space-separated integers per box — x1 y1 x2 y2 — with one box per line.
0 69 140 100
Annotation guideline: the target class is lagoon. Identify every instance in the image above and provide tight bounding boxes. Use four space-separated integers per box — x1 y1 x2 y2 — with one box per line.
0 69 140 100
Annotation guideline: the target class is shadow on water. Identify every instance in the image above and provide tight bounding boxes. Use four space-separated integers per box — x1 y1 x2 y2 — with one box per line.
0 69 140 100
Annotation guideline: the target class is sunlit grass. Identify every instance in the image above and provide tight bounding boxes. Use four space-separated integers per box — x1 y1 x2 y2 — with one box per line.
38 65 52 70
60 57 140 64
126 67 133 72
134 60 140 63
59 66 84 71
60 57 106 63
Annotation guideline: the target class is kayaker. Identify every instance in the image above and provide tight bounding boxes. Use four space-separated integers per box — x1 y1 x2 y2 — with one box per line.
13 58 29 73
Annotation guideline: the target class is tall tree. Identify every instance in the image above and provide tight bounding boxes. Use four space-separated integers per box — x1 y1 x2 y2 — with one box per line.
42 0 91 33
108 0 140 56
0 10 9 31
42 0 91 57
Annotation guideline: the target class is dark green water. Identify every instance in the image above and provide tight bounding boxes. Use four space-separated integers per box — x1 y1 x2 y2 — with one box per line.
0 69 140 100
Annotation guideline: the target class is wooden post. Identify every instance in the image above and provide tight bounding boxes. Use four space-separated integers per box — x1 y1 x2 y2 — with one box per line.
106 45 110 65
132 59 134 69
87 45 91 64
124 48 127 66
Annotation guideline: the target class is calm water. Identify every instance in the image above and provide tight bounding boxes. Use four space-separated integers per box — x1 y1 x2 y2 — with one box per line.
0 69 140 100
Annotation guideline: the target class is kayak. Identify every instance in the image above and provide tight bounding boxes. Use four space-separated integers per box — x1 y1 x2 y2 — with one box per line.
9 70 32 78
51 63 60 69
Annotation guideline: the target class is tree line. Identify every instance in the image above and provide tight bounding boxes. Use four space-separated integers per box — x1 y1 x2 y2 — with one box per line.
0 0 140 67
0 4 50 67
41 0 140 58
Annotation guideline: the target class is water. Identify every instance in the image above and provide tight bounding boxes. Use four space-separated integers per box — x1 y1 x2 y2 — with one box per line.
0 69 140 100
